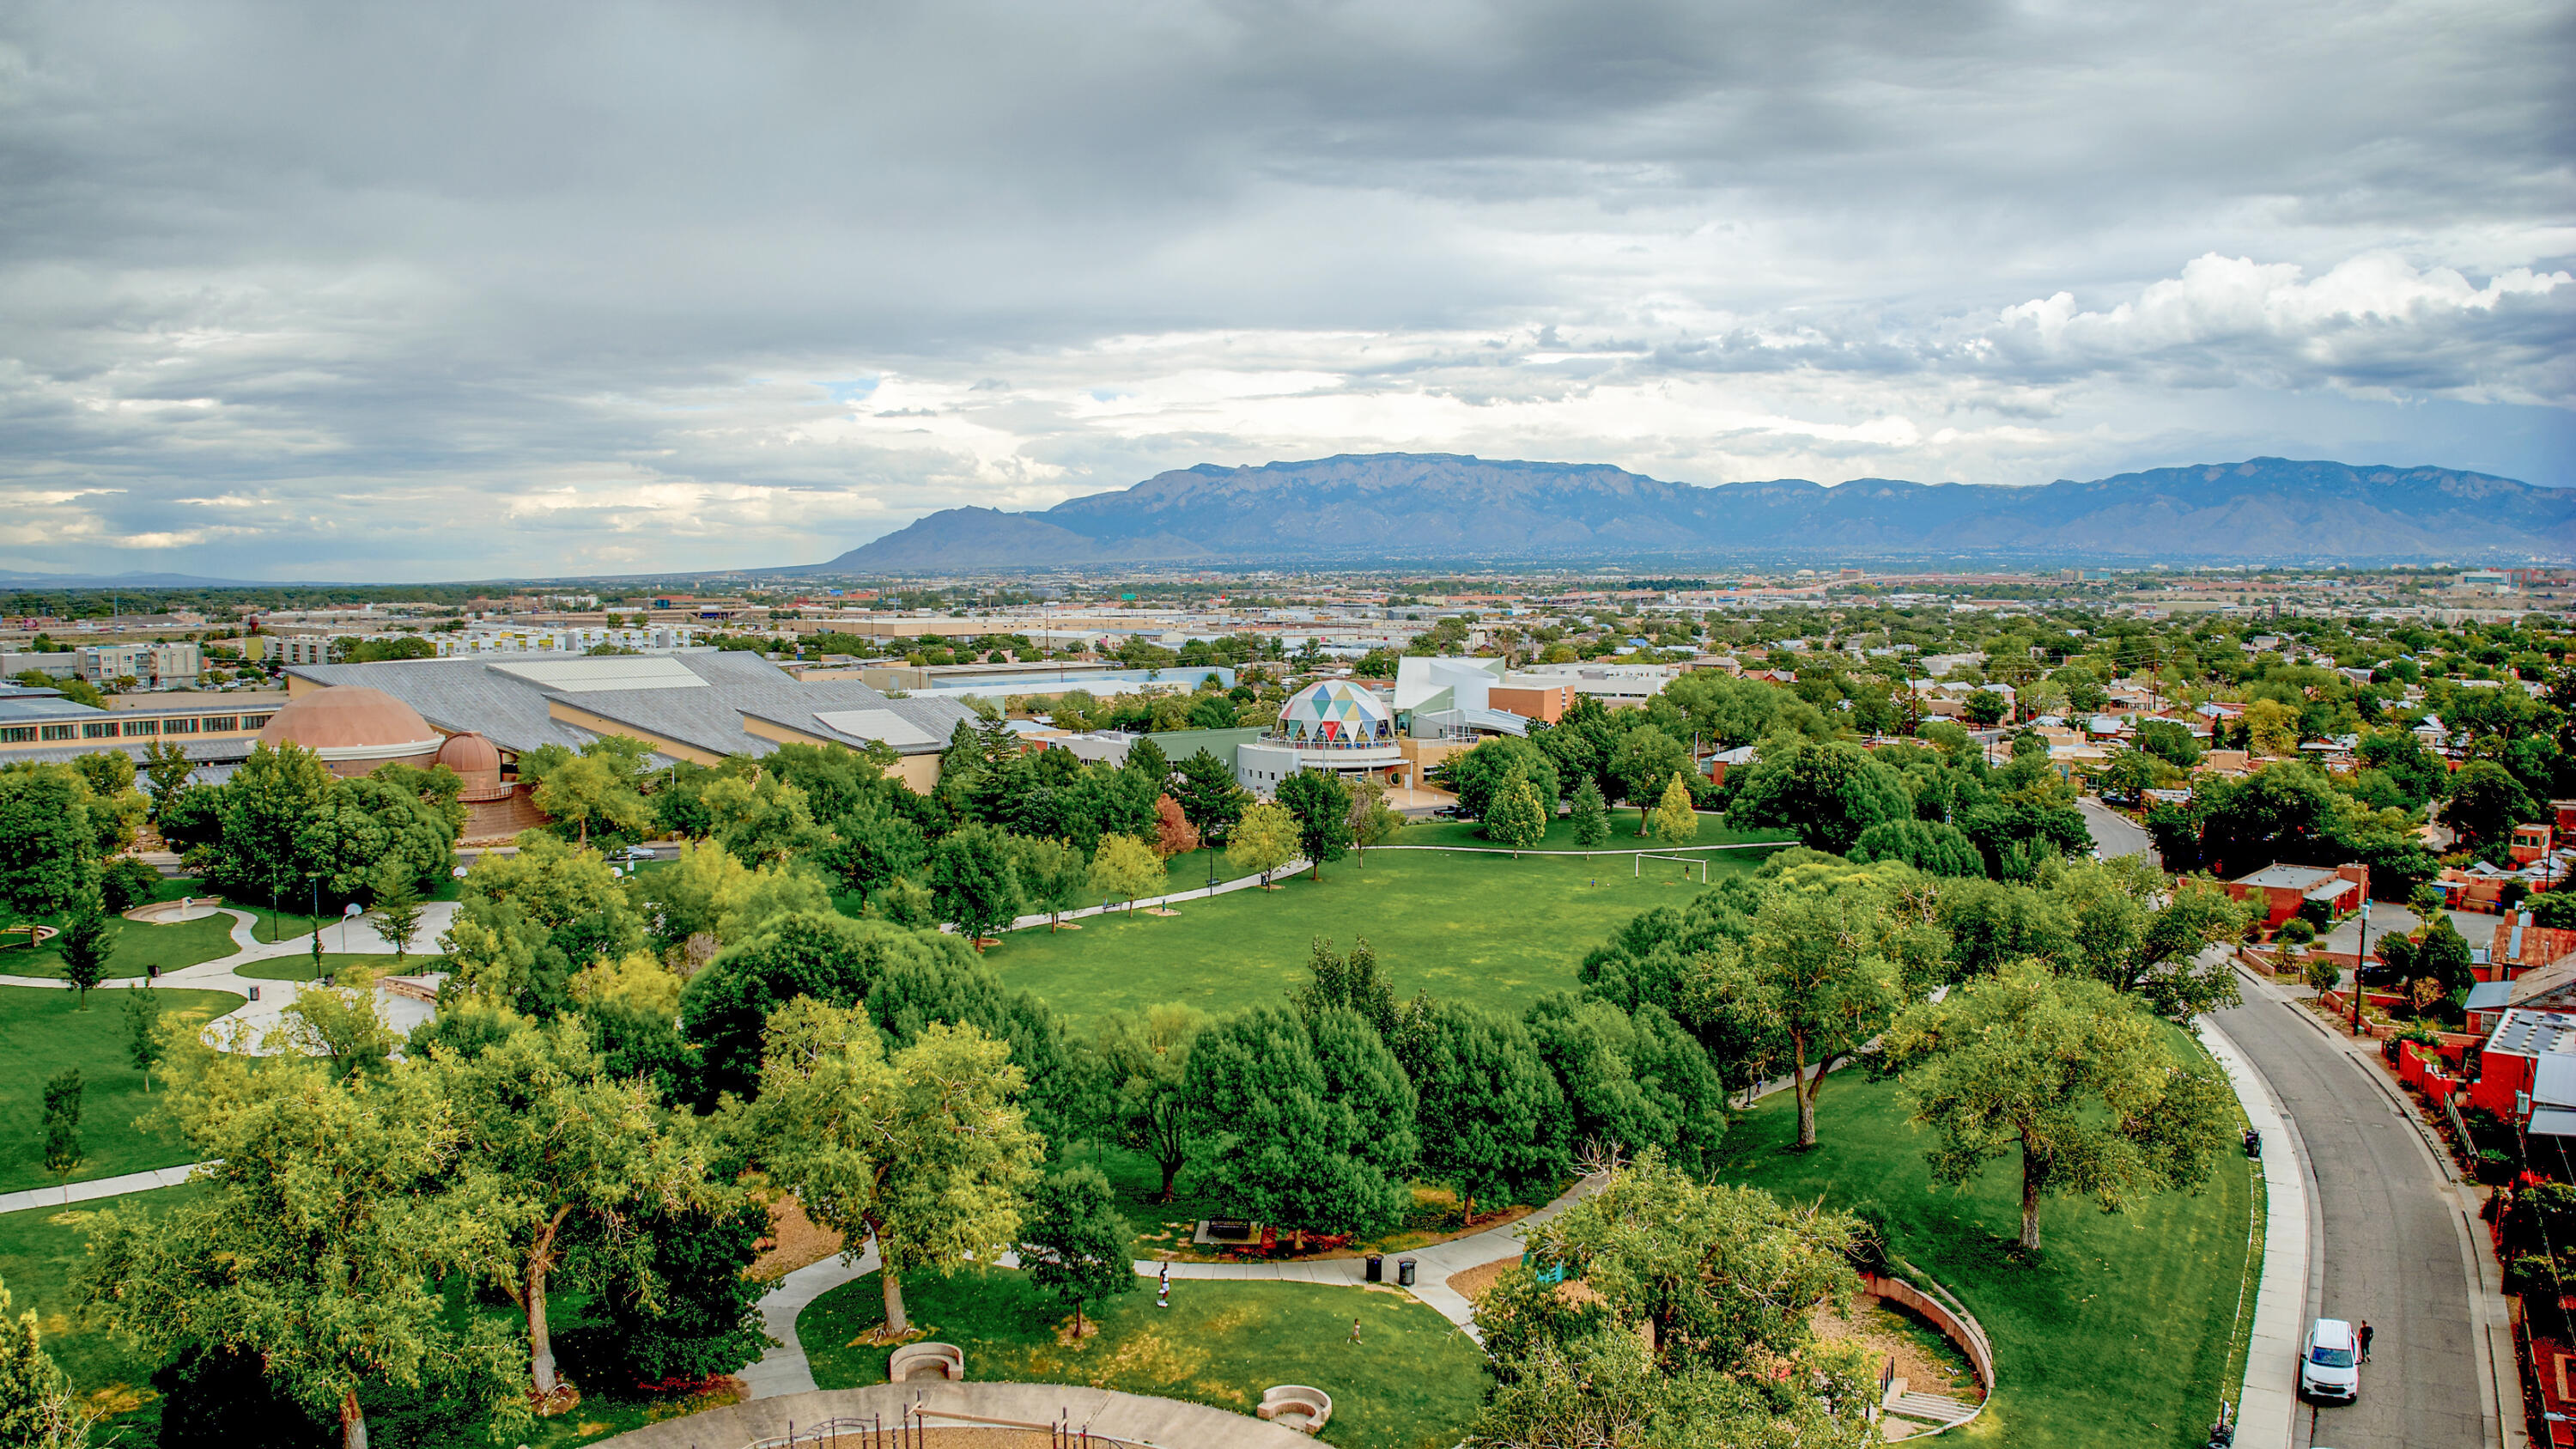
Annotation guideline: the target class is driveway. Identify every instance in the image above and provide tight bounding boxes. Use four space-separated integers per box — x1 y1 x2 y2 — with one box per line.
2208 976 2505 1448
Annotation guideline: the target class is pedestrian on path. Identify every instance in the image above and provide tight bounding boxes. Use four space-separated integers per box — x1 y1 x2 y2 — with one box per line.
2358 1320 2372 1361
1157 1261 1170 1309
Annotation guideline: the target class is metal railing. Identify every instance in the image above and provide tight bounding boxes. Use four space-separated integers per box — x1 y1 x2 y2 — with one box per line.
741 1404 1157 1449
1261 731 1400 751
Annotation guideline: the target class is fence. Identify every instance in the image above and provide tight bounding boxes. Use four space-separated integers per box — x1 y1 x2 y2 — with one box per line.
1635 852 1709 883
741 1406 1154 1449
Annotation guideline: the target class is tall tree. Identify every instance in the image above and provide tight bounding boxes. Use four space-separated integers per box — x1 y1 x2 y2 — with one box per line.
1692 882 1918 1149
2447 759 2536 852
439 831 648 1015
0 768 100 916
367 859 425 965
1408 1002 1565 1222
1345 775 1405 862
54 897 112 1008
1169 748 1249 844
138 739 196 820
123 985 165 1093
1273 769 1353 881
530 752 652 849
1483 774 1548 850
1567 777 1611 848
1183 1005 1418 1236
1011 834 1089 930
1092 1004 1211 1202
1881 959 2233 1253
932 822 1022 947
78 1049 525 1449
1611 727 1692 818
743 1002 1042 1336
1224 802 1302 886
39 1070 82 1184
1151 794 1200 858
1088 832 1165 914
1722 740 1912 855
1646 773 1698 846
1022 1166 1136 1336
428 1014 711 1403
1523 994 1726 1175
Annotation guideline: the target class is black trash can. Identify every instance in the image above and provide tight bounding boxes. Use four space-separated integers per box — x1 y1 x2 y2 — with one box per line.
1364 1253 1383 1283
1397 1257 1417 1287
247 985 260 1001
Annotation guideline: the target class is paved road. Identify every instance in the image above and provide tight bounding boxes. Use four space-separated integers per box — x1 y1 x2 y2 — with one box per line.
2077 795 2157 863
2210 984 2490 1448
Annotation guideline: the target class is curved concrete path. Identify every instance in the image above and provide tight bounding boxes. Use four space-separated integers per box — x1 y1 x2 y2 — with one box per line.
742 1172 1609 1400
597 1382 1315 1449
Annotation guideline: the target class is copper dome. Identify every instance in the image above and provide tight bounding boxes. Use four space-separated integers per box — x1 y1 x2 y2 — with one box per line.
434 731 511 800
256 686 445 775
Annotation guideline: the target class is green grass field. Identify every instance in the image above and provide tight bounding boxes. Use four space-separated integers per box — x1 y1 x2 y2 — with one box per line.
232 951 431 982
1388 807 1778 853
0 912 241 982
0 986 239 1194
1717 1054 2259 1448
990 841 1779 1028
801 1266 1485 1449
0 1185 206 1438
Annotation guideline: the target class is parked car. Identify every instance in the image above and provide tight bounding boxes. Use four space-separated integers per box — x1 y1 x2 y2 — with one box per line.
2300 1317 2359 1402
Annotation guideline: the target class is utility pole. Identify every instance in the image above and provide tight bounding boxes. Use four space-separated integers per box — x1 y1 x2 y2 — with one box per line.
2352 892 2369 1035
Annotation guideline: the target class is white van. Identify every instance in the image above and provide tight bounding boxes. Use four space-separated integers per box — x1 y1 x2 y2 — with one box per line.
2300 1317 2360 1402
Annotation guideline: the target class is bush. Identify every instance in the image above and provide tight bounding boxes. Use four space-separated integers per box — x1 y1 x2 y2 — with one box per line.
98 855 163 914
2304 958 2342 993
2276 916 2316 946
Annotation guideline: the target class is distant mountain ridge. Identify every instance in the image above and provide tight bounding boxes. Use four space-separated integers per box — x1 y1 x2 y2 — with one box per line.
803 455 2572 571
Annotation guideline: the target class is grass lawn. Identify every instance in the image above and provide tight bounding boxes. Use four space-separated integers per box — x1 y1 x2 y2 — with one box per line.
1716 1049 2259 1448
233 951 434 983
0 912 241 982
801 1266 1486 1449
0 1186 205 1440
0 986 239 1194
1389 808 1784 853
990 843 1778 1028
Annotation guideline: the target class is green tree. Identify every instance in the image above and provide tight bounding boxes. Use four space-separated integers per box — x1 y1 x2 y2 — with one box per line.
78 1048 525 1449
1092 1004 1210 1202
2245 698 2301 757
274 969 398 1081
0 1273 88 1449
1183 1006 1417 1236
1022 1166 1136 1335
2447 759 2535 852
1224 801 1301 886
1568 777 1611 847
1692 883 1914 1148
138 739 196 820
1962 689 2008 727
932 824 1022 947
428 1014 712 1403
1170 748 1249 844
530 752 652 849
1345 776 1405 862
1408 1002 1565 1222
0 768 100 916
55 897 112 1008
1445 737 1561 821
124 985 165 1093
1087 832 1164 915
1522 995 1725 1174
743 1001 1042 1336
1646 773 1698 846
367 859 425 964
200 742 334 905
1848 818 1983 877
1011 834 1090 929
1611 727 1692 819
1723 740 1911 855
1273 769 1353 881
1881 959 2233 1253
39 1069 82 1184
702 770 817 868
1483 773 1548 850
1522 1148 1860 1372
437 831 648 1015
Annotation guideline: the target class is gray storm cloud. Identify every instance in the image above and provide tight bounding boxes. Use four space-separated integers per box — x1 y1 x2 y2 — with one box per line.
0 0 2568 579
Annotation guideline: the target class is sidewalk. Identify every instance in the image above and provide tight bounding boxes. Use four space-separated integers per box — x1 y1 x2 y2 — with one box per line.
0 1163 203 1219
2196 1013 2308 1449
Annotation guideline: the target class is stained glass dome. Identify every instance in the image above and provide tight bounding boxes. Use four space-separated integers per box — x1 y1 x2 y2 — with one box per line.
1274 679 1394 744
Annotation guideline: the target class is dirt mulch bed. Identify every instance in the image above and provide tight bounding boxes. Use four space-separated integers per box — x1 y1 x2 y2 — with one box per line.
1812 1292 1982 1402
750 1191 845 1282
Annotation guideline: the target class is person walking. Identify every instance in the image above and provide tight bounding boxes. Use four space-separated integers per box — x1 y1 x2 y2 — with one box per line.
2358 1320 2372 1362
1346 1317 1363 1345
1157 1260 1171 1309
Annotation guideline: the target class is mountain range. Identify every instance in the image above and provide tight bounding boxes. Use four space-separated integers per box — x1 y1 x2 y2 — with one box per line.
800 455 2573 571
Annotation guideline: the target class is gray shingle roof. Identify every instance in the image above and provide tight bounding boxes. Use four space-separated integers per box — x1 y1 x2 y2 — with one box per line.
284 651 976 761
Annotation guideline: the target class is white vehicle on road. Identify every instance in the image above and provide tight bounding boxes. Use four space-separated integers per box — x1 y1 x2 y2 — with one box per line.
2300 1317 2360 1402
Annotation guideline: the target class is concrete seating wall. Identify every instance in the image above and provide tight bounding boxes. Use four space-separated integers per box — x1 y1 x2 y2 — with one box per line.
1862 1272 1995 1393
1255 1385 1333 1434
887 1342 965 1382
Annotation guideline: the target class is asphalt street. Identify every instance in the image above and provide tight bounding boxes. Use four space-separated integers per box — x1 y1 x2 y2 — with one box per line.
2210 987 2489 1448
2078 795 2157 863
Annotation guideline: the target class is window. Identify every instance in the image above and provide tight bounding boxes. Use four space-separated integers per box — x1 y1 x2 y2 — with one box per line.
240 714 272 729
199 715 237 733
82 721 116 739
122 718 158 737
162 716 197 734
0 727 31 743
39 724 76 741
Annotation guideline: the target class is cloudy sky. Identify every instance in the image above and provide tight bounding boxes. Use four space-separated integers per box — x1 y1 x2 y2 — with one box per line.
2 0 2569 581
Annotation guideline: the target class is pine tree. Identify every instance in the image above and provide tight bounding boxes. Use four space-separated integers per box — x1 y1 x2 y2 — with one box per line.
1569 778 1611 847
1648 774 1699 846
56 897 112 1009
368 860 425 964
39 1069 82 1185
